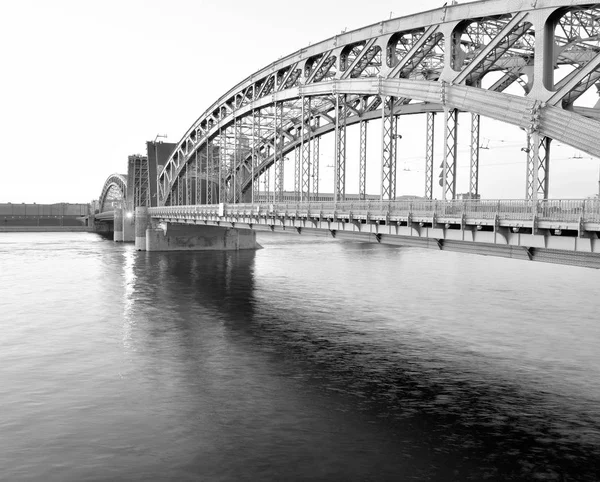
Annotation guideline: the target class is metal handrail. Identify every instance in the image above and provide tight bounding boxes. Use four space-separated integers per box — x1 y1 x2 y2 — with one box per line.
149 198 600 224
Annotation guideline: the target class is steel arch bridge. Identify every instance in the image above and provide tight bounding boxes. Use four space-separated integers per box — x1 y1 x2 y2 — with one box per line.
158 0 600 208
99 173 127 214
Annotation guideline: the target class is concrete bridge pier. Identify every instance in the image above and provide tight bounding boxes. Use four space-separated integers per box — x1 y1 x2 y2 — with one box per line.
123 209 134 242
145 223 260 252
135 206 150 251
114 208 124 242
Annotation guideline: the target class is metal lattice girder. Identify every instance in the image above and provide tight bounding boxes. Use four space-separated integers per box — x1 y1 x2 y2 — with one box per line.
425 112 435 199
470 113 480 196
334 94 347 202
157 2 600 207
312 118 320 200
453 12 531 86
294 146 300 201
526 132 551 201
359 118 367 200
207 141 213 205
233 118 240 203
549 51 600 107
127 155 149 209
380 96 397 201
442 108 458 200
253 110 261 203
301 96 312 201
219 127 226 203
264 161 270 200
194 150 199 205
273 103 285 202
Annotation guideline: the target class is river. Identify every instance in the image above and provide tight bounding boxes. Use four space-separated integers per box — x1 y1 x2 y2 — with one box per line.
1 232 599 481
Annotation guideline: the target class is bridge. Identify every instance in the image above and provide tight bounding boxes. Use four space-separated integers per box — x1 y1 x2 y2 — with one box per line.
95 0 600 268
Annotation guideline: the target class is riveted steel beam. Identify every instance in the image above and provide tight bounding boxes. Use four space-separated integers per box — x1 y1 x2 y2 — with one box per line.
334 94 347 202
526 132 551 201
359 116 368 200
425 112 435 199
312 118 320 200
273 102 285 202
442 108 458 201
380 96 397 201
470 113 480 197
301 96 312 201
294 146 300 201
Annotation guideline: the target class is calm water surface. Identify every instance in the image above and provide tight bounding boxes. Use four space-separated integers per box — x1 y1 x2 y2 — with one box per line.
1 232 599 481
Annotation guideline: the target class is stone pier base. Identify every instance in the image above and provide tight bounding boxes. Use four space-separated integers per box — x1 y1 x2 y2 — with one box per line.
146 223 259 251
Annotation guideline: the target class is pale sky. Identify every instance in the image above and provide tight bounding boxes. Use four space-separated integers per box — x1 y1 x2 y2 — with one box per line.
1 0 598 204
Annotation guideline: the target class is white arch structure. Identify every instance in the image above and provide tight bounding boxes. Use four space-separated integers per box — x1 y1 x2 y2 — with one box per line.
99 174 128 213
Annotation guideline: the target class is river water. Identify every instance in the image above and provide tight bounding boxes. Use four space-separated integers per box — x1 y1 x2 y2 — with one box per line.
1 232 599 481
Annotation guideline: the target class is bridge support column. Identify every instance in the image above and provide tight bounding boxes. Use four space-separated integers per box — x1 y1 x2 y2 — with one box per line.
114 207 124 242
469 113 480 197
135 206 150 251
145 223 259 252
123 209 135 242
442 108 458 200
526 132 551 201
425 112 435 199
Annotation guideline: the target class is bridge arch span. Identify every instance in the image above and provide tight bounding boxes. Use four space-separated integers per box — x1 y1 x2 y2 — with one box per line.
99 173 127 213
159 0 600 205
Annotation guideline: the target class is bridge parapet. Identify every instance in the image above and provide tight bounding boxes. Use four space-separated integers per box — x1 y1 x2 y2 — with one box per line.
150 199 600 226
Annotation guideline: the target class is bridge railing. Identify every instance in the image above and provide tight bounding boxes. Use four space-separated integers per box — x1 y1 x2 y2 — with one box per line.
149 198 600 223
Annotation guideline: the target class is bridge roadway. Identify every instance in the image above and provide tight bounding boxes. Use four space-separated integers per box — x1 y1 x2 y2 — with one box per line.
148 198 600 268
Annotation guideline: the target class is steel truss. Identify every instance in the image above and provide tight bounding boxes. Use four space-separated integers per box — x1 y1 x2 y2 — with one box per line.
153 3 600 207
425 112 435 199
526 132 551 201
334 94 347 202
380 96 397 201
470 113 480 197
442 108 458 200
312 118 320 200
301 97 312 201
273 103 285 202
359 117 368 200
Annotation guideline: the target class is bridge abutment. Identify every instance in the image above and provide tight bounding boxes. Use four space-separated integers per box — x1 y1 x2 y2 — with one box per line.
145 223 260 252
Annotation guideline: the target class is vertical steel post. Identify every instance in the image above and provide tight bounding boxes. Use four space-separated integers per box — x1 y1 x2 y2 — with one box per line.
194 150 199 204
294 146 300 201
425 112 435 199
254 110 262 203
274 102 285 202
301 96 312 201
312 118 320 201
359 115 367 200
469 113 480 197
526 132 551 201
207 139 213 205
442 108 458 200
233 117 240 204
334 94 347 202
219 126 225 203
380 96 397 201
251 109 256 204
265 161 270 201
